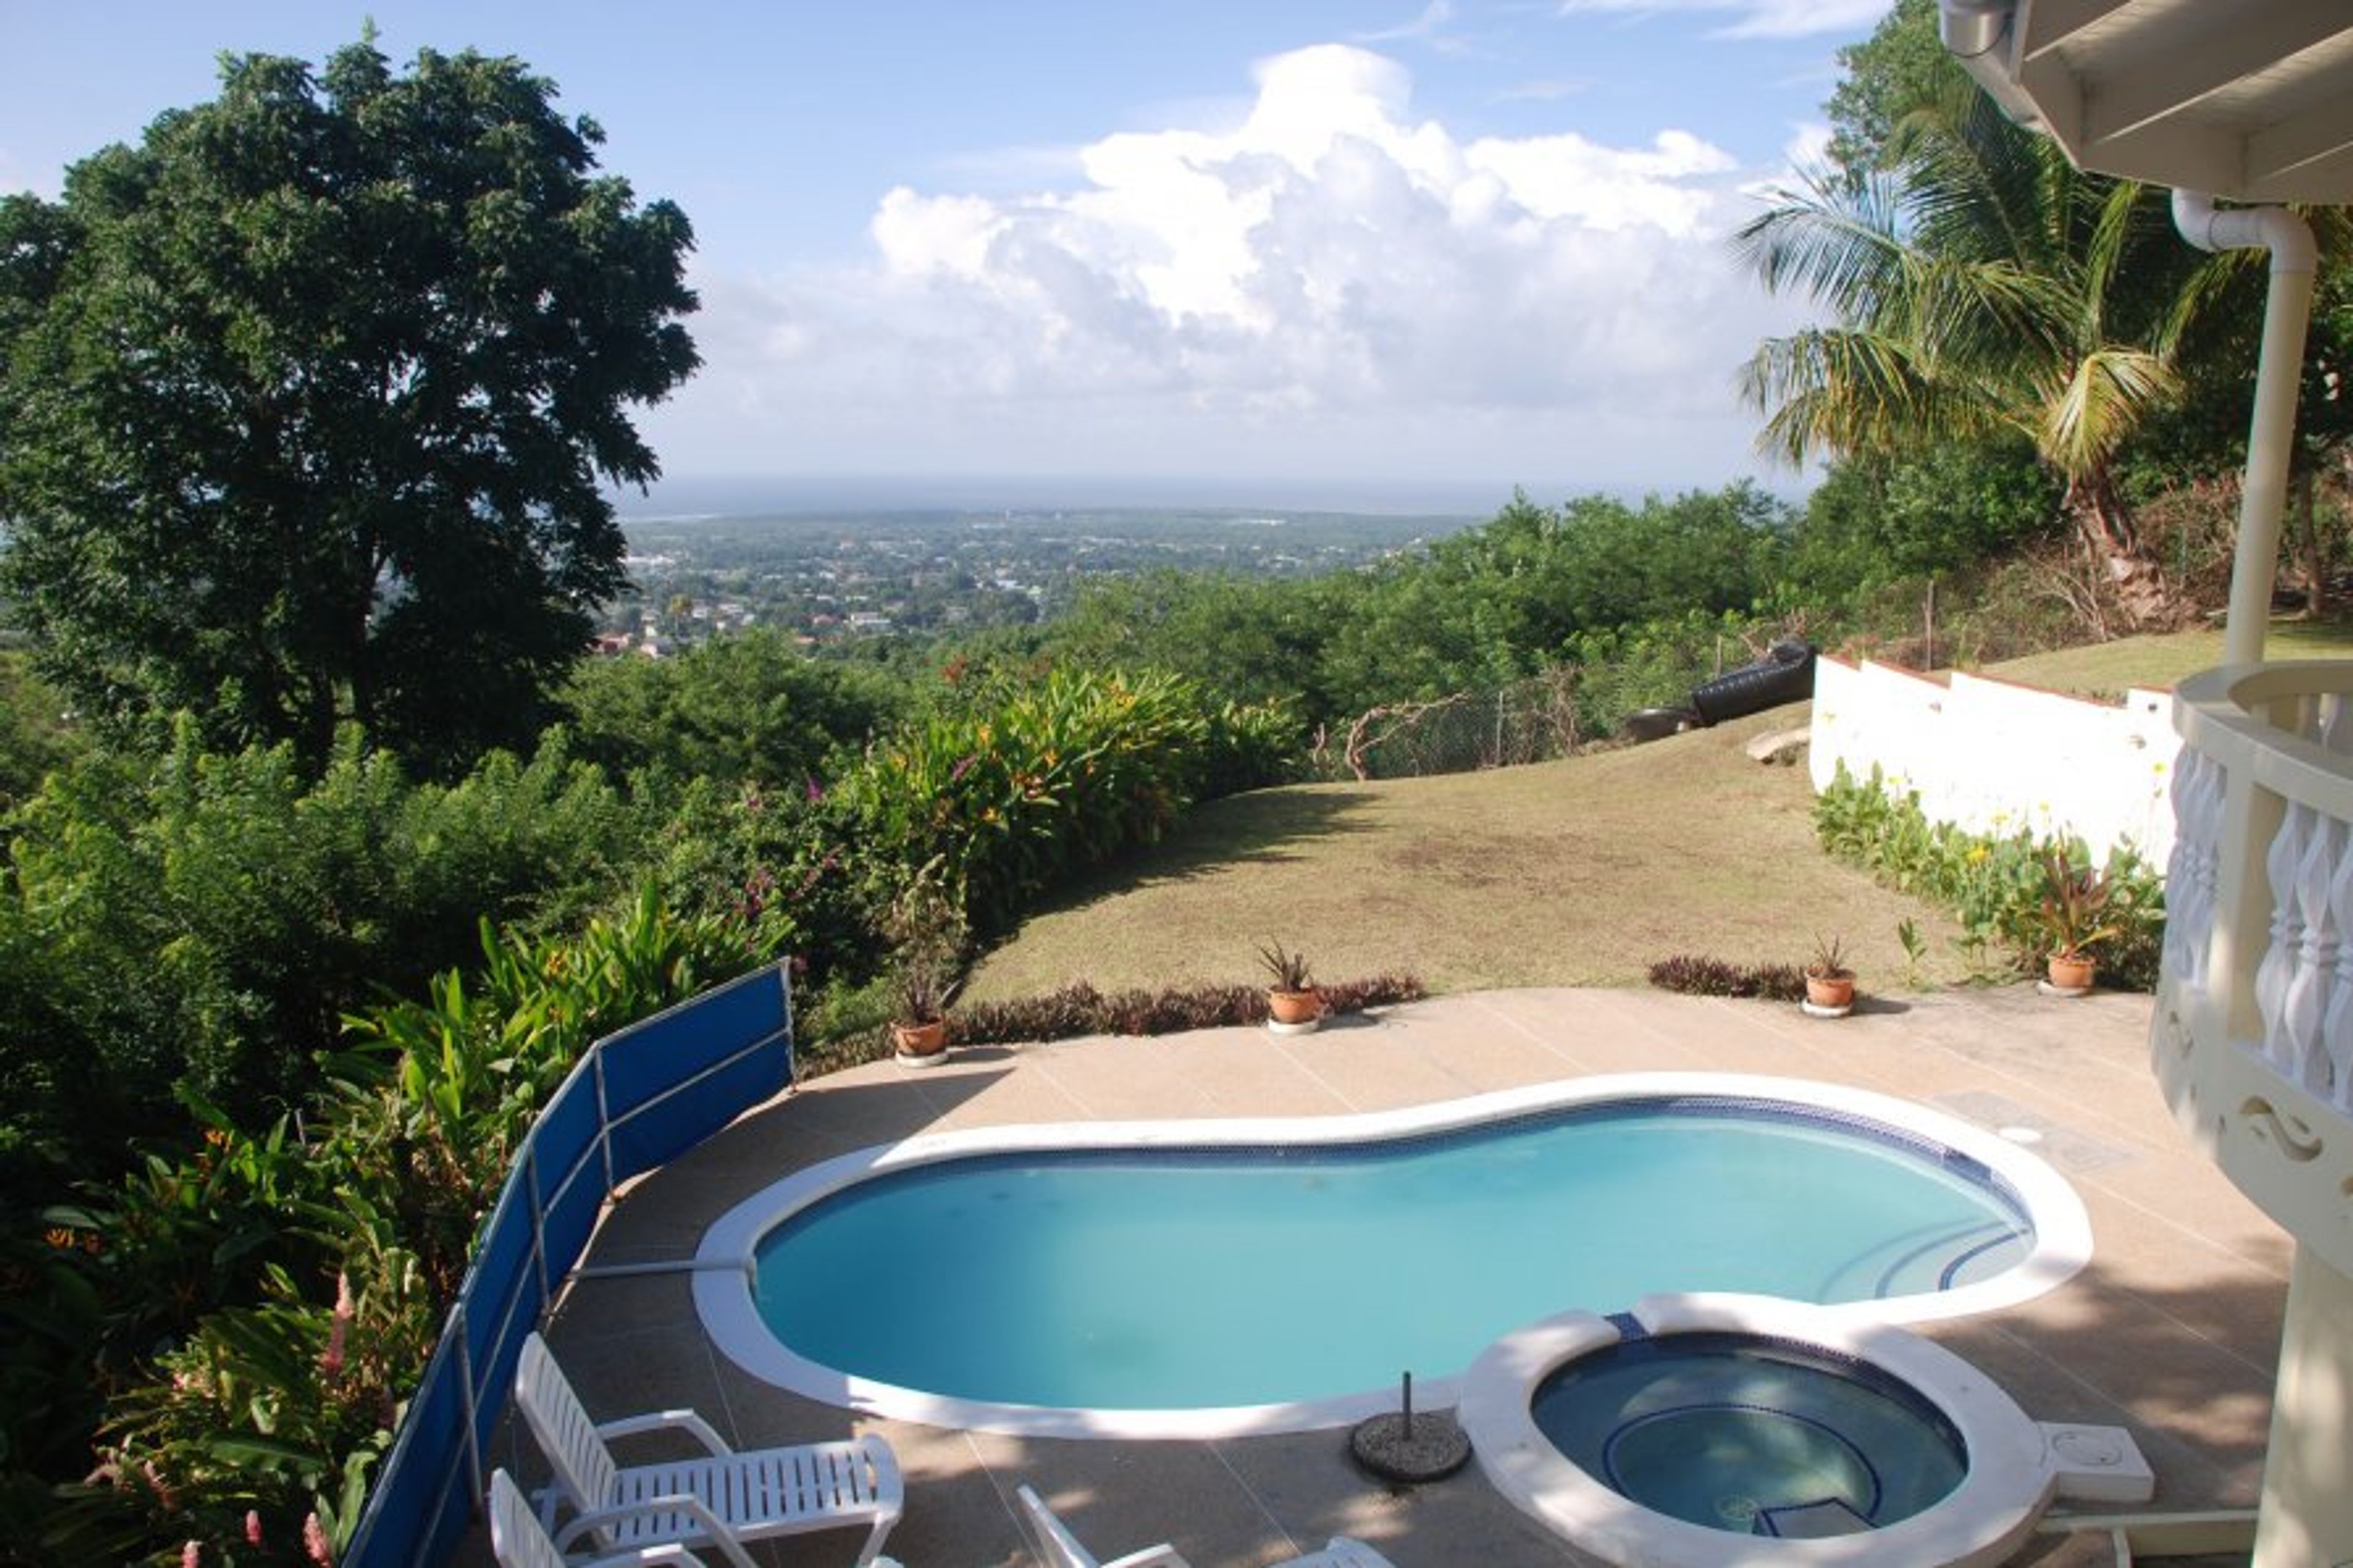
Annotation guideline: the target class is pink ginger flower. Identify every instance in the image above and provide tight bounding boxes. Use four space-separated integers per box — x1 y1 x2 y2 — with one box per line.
320 1271 354 1378
246 1510 263 1545
181 1543 201 1568
303 1512 334 1566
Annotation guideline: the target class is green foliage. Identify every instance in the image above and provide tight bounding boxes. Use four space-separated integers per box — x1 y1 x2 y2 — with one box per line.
1028 486 1794 735
563 629 906 791
1813 763 2164 988
1784 444 2063 605
1561 610 1783 738
1822 0 1963 175
26 891 763 1559
1255 939 1314 993
832 668 1248 934
0 37 698 771
0 653 85 812
882 860 964 1026
1740 73 2237 623
0 724 642 1190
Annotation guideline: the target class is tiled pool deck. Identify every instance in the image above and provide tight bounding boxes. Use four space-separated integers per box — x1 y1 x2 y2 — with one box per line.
464 985 2286 1566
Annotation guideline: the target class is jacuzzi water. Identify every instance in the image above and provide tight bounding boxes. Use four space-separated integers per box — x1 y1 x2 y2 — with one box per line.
1530 1331 1968 1538
748 1097 2034 1412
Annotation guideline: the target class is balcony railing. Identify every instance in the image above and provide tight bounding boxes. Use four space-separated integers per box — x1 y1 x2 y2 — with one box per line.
2158 662 2353 1274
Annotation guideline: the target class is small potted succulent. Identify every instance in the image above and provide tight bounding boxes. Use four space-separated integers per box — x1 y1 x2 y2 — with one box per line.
1257 940 1324 1032
1803 934 1855 1014
2033 847 2118 995
886 860 966 1066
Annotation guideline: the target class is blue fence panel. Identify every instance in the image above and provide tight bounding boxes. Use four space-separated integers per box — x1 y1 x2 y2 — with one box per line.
532 1067 604 1191
599 967 786 1117
353 1330 473 1568
540 1147 608 1278
607 1034 791 1180
343 961 794 1568
460 1184 538 1373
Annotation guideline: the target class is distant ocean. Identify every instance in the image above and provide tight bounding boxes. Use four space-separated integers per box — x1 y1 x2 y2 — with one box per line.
612 472 1537 520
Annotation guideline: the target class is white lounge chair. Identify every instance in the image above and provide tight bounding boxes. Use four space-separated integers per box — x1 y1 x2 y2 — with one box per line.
487 1467 743 1567
515 1331 903 1567
1013 1483 1396 1568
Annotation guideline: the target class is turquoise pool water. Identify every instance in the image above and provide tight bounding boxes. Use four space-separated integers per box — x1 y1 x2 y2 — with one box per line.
749 1099 2034 1412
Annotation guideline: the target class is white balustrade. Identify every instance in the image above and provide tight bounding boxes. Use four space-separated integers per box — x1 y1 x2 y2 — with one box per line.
2161 662 2353 1278
2164 746 2224 993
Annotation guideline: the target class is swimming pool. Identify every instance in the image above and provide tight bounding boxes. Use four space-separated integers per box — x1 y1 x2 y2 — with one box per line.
694 1074 2090 1439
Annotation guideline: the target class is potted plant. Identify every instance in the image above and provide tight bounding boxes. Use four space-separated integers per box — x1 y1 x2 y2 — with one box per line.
1804 934 1855 1014
1257 940 1324 1031
885 861 966 1066
2033 847 2118 994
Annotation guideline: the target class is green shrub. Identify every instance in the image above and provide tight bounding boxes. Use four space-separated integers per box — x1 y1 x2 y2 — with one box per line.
0 723 645 1191
832 668 1224 934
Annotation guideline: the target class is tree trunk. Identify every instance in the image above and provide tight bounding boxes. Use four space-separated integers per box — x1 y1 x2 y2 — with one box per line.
2066 468 2179 631
2293 463 2324 618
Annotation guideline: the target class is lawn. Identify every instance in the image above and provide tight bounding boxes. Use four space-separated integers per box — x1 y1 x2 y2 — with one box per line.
963 704 1965 1001
967 623 2342 1006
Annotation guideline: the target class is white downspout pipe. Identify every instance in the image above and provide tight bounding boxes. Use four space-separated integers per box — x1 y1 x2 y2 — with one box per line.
2172 189 2317 666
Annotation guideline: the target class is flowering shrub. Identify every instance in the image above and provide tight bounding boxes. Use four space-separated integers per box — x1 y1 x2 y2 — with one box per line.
33 890 766 1563
1813 763 2164 988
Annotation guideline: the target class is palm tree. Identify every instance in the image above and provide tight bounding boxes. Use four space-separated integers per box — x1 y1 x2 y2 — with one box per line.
1737 88 2216 626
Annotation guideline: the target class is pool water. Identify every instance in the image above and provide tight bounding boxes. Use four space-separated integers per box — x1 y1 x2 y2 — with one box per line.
749 1100 2033 1412
1531 1332 1968 1537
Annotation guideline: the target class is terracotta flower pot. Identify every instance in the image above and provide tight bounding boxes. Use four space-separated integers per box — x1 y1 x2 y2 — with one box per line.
892 1018 949 1064
2047 952 2096 992
1805 973 1855 1012
1267 987 1323 1027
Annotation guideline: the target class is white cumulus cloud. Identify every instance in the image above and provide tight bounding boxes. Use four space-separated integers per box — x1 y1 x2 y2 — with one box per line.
663 42 1819 490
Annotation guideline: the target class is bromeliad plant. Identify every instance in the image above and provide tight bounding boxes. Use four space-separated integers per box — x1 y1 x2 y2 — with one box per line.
2031 846 2121 963
884 859 966 1036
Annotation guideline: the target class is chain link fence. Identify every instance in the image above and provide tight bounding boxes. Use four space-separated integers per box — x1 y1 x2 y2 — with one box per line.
1307 665 1586 781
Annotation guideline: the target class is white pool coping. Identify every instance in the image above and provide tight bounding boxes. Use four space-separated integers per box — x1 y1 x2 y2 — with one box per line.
691 1072 2094 1441
1457 1293 2058 1568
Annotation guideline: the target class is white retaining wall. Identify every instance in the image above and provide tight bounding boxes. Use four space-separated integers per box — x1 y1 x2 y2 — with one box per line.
1807 656 2181 869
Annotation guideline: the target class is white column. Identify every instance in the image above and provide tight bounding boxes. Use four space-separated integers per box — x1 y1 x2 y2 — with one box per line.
2254 1245 2353 1566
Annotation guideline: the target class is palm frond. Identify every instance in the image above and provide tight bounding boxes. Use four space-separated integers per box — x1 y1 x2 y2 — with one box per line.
2041 348 2181 475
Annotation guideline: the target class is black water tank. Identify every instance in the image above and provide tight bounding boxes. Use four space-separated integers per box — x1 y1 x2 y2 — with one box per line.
1686 639 1816 727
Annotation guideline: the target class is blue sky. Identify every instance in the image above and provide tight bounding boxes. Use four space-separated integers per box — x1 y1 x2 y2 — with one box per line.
1 1 1892 510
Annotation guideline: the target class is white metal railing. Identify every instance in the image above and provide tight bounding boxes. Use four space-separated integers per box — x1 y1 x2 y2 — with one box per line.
2158 663 2353 1274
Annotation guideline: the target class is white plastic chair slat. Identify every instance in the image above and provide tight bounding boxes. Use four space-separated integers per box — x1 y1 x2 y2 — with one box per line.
512 1333 901 1563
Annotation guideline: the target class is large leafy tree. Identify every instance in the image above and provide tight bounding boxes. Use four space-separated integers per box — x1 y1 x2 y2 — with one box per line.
1738 85 2225 626
0 37 698 771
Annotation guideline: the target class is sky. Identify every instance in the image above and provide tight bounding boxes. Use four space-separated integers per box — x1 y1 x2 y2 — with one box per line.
0 1 1893 513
